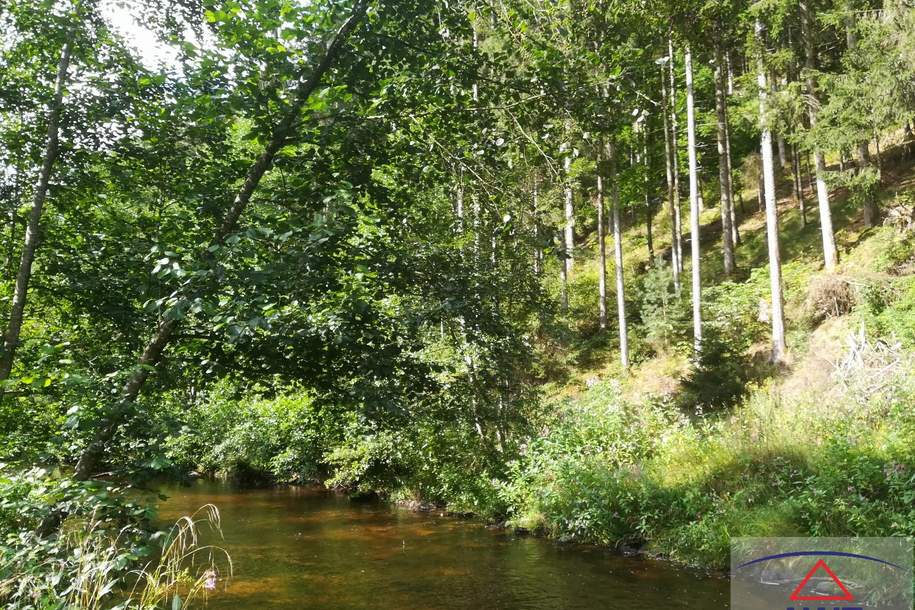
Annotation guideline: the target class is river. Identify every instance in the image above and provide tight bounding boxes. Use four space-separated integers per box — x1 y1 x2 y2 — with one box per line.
159 480 732 609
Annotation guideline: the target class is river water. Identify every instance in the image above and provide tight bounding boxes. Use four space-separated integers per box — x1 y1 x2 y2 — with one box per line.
159 481 732 609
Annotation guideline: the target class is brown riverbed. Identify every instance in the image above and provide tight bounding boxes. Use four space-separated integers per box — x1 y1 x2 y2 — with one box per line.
159 480 737 609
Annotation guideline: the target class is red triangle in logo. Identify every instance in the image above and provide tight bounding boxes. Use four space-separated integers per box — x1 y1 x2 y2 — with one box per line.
790 559 855 601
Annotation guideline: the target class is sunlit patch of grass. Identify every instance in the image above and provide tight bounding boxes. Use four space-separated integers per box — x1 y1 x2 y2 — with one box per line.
0 505 232 610
129 504 233 609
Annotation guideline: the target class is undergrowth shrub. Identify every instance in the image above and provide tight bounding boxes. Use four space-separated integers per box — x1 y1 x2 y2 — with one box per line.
857 276 915 346
500 326 915 569
677 328 756 412
0 468 230 609
637 262 691 353
163 384 330 483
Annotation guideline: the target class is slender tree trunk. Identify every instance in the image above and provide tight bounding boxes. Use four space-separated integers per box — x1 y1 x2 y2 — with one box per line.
532 174 542 275
563 147 575 276
685 45 702 353
490 210 498 268
757 171 765 212
792 144 807 227
73 1 369 480
873 126 882 174
472 194 481 263
777 133 788 171
845 6 879 228
756 20 787 364
607 139 628 370
642 122 654 261
697 175 705 212
596 149 608 330
714 47 736 276
455 171 464 233
800 0 839 271
559 150 572 311
723 98 739 245
804 152 814 195
668 36 684 276
904 121 913 157
726 50 735 95
661 61 682 291
0 37 73 382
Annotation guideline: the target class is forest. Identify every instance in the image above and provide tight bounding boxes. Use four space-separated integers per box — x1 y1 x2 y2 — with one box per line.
1 0 915 607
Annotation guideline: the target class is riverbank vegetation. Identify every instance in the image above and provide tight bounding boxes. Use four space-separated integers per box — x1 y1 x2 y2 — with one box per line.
2 0 915 605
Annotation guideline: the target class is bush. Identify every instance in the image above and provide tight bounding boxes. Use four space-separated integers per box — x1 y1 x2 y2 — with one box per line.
636 262 691 353
856 277 915 347
0 468 230 609
163 385 330 484
677 328 756 412
498 325 915 569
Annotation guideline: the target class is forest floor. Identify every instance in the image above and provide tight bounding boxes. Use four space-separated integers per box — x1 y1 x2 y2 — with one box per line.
501 140 915 568
549 139 915 401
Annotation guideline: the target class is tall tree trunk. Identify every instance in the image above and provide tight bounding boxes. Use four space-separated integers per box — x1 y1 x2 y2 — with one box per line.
756 20 787 364
668 36 684 276
844 4 879 227
472 194 481 263
723 97 739 245
660 61 682 291
714 47 736 276
873 126 882 174
726 50 735 95
685 45 702 353
642 121 654 261
777 132 788 171
607 139 629 370
596 149 608 330
800 0 839 271
73 1 369 480
532 173 542 275
0 37 73 382
697 175 705 212
804 152 814 195
904 121 913 157
792 144 807 227
559 149 572 311
454 170 464 233
563 146 575 276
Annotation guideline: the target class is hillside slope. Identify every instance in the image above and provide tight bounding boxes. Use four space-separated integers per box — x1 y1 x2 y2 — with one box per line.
501 142 915 568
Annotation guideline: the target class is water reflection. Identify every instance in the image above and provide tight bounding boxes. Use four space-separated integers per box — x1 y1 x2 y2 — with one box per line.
159 481 731 609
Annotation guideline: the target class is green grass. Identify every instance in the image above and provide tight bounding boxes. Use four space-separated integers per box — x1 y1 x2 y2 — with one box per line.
502 144 915 568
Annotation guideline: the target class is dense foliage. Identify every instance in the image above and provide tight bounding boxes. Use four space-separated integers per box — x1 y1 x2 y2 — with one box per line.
1 0 915 606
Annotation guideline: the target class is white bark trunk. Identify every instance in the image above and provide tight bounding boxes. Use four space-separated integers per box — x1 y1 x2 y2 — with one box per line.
563 149 574 277
668 36 684 276
607 139 628 370
596 150 608 330
724 111 739 245
756 20 787 364
532 174 542 275
455 172 464 232
685 45 702 352
660 64 682 291
714 49 736 276
800 0 838 271
0 37 72 381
